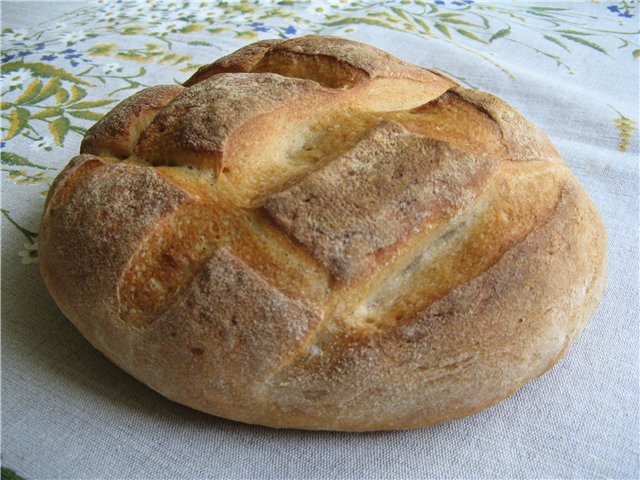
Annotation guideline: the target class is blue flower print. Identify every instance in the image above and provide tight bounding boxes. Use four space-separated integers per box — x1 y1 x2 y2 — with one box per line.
284 25 297 36
39 48 85 66
250 22 269 32
607 3 635 18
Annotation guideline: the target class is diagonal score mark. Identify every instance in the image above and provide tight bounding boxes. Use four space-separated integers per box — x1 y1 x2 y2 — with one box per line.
339 161 569 330
81 85 186 159
117 166 330 328
253 83 549 223
262 86 567 327
117 203 226 327
115 167 227 327
225 108 382 208
128 75 451 209
263 161 570 391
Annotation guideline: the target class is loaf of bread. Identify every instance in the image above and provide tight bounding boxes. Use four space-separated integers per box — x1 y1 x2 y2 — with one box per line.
39 35 607 431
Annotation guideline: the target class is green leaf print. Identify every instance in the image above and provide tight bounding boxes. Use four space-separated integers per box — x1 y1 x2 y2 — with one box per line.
122 25 144 35
3 108 30 141
529 6 569 11
435 22 452 38
70 100 114 109
1 151 48 170
30 107 62 119
413 17 431 35
35 78 63 103
456 29 488 44
49 116 71 146
558 29 595 36
1 62 92 86
612 111 638 153
14 78 43 105
89 43 117 56
390 7 410 21
325 18 394 29
188 40 213 46
544 35 570 52
68 85 88 104
180 24 204 34
490 27 511 42
1 466 26 480
1 209 38 244
560 34 608 54
69 110 104 121
55 87 70 104
441 18 481 27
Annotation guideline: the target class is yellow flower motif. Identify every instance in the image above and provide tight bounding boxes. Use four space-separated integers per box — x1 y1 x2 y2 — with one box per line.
613 112 638 153
2 68 32 88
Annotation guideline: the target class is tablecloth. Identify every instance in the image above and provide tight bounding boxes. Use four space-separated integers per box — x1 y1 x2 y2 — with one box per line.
1 1 638 478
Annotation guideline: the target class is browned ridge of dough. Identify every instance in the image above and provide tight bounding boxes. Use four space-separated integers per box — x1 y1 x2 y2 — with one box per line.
39 35 607 431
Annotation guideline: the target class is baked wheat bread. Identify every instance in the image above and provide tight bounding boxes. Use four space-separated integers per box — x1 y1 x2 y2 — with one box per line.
39 35 607 431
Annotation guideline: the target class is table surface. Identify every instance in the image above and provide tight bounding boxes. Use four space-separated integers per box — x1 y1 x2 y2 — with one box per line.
2 1 639 478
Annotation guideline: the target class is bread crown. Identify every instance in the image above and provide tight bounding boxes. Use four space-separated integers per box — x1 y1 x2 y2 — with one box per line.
40 36 606 431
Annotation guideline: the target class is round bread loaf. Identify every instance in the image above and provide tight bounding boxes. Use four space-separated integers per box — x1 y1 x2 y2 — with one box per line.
39 35 607 431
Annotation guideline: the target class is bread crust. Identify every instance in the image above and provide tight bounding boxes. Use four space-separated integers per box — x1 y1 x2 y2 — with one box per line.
40 35 607 431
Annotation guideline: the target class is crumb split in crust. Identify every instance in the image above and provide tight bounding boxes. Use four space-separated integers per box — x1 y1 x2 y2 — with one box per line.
39 35 607 431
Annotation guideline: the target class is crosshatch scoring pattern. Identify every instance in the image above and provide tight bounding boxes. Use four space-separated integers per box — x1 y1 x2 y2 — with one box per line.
60 36 567 331
39 36 606 432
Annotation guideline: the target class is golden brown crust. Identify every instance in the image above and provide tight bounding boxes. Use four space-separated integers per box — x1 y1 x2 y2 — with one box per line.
452 87 561 163
183 39 284 87
136 73 330 173
184 35 445 89
261 178 606 431
81 85 185 158
39 35 607 431
264 121 498 281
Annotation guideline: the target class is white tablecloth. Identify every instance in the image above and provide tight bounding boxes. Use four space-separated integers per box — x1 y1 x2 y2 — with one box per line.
2 1 638 478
